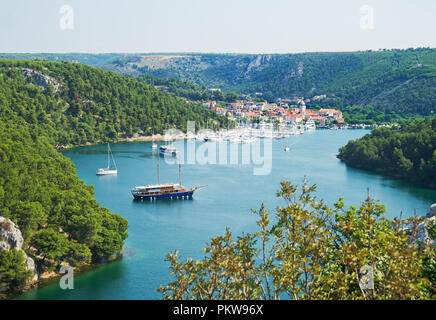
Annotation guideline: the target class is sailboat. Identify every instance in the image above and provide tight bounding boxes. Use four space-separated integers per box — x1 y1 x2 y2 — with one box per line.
131 152 206 200
151 130 157 149
96 143 118 175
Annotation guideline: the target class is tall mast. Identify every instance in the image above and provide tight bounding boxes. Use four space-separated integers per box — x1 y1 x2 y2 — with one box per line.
157 147 160 185
179 157 182 187
107 143 110 169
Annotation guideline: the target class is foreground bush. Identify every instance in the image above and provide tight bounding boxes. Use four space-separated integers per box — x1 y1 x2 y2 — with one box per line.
159 180 435 300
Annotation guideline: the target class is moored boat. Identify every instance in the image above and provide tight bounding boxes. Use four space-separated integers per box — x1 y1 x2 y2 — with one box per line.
96 143 118 175
131 184 205 200
132 146 206 200
159 145 179 157
151 129 157 149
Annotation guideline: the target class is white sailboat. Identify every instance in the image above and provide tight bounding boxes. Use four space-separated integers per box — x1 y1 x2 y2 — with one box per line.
151 130 157 149
96 143 118 175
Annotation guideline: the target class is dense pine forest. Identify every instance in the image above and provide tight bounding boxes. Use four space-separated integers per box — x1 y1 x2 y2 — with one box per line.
3 48 436 116
3 49 436 121
101 49 436 117
0 59 229 147
338 119 436 188
0 59 228 298
0 121 128 297
135 75 240 103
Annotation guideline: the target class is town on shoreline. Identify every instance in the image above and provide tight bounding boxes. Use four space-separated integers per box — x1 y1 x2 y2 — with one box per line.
203 95 345 127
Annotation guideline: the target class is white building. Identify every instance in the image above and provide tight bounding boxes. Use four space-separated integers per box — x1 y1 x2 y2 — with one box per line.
299 100 306 116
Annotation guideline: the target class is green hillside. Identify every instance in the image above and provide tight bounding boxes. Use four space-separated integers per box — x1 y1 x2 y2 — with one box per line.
0 59 229 146
135 75 240 102
0 121 129 297
103 49 436 116
3 49 435 117
0 59 229 297
338 118 436 188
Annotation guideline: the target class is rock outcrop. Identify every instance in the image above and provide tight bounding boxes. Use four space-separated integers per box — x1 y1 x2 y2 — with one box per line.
0 216 38 281
21 68 62 93
427 203 436 218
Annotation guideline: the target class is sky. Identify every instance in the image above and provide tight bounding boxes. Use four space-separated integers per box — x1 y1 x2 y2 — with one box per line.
0 0 435 54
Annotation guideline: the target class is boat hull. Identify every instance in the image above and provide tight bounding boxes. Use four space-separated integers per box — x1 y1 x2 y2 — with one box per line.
159 150 179 157
96 169 118 175
132 189 195 200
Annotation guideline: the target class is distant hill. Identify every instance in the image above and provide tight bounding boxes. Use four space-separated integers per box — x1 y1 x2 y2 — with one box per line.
0 53 123 68
135 74 240 103
102 49 436 116
2 49 436 116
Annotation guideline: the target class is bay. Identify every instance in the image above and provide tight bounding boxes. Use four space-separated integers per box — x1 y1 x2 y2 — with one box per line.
17 129 436 299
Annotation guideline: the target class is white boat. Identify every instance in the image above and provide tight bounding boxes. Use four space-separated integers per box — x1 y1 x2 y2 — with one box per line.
195 133 205 141
186 131 196 140
151 130 158 149
305 120 316 130
97 143 118 175
230 136 242 144
159 145 179 157
242 136 257 144
284 146 290 152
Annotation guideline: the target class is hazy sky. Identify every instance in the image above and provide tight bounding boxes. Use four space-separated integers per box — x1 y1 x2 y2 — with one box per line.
1 0 435 53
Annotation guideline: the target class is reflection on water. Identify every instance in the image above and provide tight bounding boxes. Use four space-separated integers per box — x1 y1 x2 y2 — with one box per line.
344 164 435 212
17 259 127 300
132 198 194 206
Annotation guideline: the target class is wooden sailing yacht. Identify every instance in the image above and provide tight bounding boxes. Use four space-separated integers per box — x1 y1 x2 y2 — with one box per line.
131 150 206 200
96 143 118 175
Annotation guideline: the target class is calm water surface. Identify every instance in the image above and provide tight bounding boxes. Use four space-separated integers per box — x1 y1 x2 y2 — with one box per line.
18 129 436 299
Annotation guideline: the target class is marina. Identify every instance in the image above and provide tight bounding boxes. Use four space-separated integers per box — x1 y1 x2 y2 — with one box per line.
158 121 311 144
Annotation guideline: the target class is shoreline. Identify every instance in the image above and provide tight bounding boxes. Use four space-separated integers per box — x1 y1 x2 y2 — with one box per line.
57 125 374 150
9 255 123 300
57 134 174 150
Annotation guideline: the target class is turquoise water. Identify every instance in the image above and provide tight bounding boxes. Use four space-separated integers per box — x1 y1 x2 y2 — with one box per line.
18 130 436 300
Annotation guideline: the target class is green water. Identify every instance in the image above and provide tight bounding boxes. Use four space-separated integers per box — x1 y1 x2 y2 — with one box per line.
18 129 436 300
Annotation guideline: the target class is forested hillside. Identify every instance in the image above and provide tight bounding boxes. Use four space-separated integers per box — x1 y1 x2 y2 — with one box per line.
338 118 436 188
0 59 229 297
3 49 436 117
104 49 436 116
0 59 229 147
0 121 129 297
136 75 239 102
